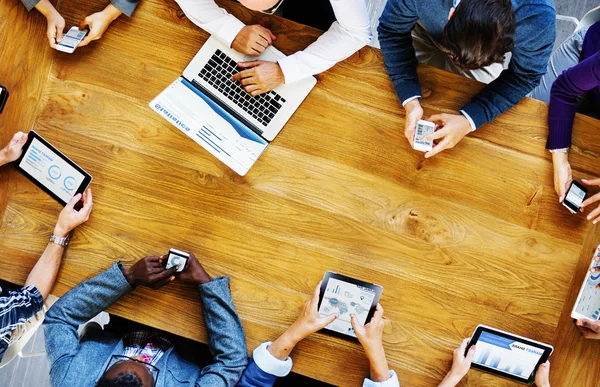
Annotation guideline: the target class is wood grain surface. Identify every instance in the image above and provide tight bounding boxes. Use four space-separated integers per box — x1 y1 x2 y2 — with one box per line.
1 0 600 385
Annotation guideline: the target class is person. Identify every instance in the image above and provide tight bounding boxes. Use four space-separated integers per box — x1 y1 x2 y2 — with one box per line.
531 22 600 207
438 339 551 387
0 132 93 362
377 0 555 158
43 251 248 386
236 281 399 386
19 0 140 49
174 0 371 96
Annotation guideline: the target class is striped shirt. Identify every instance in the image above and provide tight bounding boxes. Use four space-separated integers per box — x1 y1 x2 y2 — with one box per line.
0 285 44 361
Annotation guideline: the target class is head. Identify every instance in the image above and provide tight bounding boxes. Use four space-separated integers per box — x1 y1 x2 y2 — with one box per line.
96 357 155 387
440 0 516 70
239 0 280 12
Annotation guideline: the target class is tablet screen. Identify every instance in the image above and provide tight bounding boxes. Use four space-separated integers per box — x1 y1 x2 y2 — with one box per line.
318 278 377 337
473 331 545 380
18 138 86 203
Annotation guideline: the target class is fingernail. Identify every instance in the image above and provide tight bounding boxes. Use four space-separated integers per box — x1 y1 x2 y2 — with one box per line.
170 276 175 281
175 266 179 270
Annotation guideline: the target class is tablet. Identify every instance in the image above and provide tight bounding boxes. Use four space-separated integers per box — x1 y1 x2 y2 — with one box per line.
14 131 92 206
467 325 553 384
572 244 600 321
317 271 383 341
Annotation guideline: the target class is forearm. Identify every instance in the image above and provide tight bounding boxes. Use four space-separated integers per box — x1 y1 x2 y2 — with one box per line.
33 0 57 16
366 347 391 382
438 372 463 387
268 329 302 360
25 241 64 301
103 3 123 20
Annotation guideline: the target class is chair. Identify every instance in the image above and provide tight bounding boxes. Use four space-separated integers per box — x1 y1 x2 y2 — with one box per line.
0 295 58 369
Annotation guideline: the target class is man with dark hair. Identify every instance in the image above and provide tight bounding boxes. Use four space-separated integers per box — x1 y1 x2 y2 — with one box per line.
378 0 555 158
43 252 248 387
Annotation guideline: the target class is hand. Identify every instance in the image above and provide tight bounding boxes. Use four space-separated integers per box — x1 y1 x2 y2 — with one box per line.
34 0 65 48
54 188 93 238
268 282 339 361
122 256 178 289
232 25 276 56
78 4 122 47
176 252 212 286
440 339 476 386
534 361 551 387
351 304 390 382
424 113 472 158
576 318 600 339
232 61 284 96
404 99 424 147
552 152 572 202
0 132 28 166
581 178 600 223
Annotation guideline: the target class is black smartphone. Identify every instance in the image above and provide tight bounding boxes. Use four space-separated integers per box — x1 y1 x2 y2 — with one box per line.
563 181 588 213
0 85 9 114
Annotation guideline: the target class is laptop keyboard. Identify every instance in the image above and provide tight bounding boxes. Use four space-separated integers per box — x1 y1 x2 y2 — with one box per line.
198 49 287 127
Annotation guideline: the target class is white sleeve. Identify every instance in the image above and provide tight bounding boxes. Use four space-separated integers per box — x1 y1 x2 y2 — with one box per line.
174 0 246 47
363 370 400 387
252 342 294 377
277 0 372 84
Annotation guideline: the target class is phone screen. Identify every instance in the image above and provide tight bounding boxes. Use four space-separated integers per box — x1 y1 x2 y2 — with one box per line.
565 183 586 208
58 28 87 50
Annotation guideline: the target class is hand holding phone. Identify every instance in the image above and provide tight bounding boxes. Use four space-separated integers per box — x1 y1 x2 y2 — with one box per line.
56 27 88 53
562 181 587 214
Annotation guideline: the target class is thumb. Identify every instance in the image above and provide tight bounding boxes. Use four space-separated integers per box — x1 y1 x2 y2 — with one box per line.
269 30 276 40
56 25 64 43
66 193 83 210
350 314 364 335
321 312 338 327
78 19 89 32
465 344 476 362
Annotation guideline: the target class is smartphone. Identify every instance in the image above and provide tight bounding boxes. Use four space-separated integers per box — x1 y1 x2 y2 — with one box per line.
56 27 88 53
413 120 435 152
0 85 8 114
165 249 189 273
563 181 588 213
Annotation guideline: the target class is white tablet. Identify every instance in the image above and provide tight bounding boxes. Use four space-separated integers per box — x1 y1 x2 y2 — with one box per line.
572 244 600 320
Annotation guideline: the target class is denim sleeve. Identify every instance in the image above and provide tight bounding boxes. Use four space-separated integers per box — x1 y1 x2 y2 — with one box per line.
197 276 248 387
21 0 40 12
43 263 132 386
377 0 421 104
461 3 556 128
110 0 140 17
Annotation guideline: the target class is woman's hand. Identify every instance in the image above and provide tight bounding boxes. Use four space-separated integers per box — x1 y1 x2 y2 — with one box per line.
551 152 571 202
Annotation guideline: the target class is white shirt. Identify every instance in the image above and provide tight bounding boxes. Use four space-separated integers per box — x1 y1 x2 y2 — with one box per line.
174 0 372 84
253 342 400 386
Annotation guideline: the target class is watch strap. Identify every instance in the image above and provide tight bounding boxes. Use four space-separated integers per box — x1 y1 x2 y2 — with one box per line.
50 233 70 247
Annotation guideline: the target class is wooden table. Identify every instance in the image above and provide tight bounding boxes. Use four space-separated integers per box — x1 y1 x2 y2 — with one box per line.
1 0 600 385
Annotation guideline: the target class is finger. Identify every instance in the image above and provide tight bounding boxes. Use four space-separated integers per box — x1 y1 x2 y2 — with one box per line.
583 178 600 186
425 137 452 159
65 193 83 210
309 281 322 308
427 114 447 125
256 32 271 47
78 35 93 47
240 77 257 87
319 312 339 327
47 28 58 49
458 338 469 354
232 68 256 81
244 85 260 94
350 313 365 335
586 206 600 222
371 303 384 322
152 275 176 289
582 192 600 208
268 29 277 41
250 89 264 97
250 43 266 55
465 344 476 362
153 266 179 281
11 132 26 144
146 256 161 264
423 127 450 142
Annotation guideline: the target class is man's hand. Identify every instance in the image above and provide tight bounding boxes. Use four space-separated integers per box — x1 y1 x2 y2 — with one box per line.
424 113 472 158
576 318 600 339
232 25 276 56
268 282 338 360
232 61 284 96
552 152 572 202
0 132 28 166
351 304 390 382
78 4 122 47
54 188 93 238
581 178 600 223
534 361 551 387
34 0 65 48
122 256 178 289
404 99 424 146
439 339 476 387
176 252 212 286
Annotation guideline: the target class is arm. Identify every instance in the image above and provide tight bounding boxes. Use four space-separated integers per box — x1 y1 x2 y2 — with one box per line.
547 52 600 150
377 0 420 106
438 339 475 387
25 189 93 301
461 5 556 128
276 0 372 85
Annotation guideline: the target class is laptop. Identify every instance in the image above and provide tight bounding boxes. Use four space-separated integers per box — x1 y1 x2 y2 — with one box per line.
150 36 317 176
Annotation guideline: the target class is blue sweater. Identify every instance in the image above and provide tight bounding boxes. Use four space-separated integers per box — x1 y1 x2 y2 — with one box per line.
378 0 556 129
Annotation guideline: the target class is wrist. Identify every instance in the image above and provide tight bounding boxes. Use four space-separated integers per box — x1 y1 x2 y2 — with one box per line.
552 151 569 165
268 329 301 361
35 0 58 17
122 267 136 287
103 3 123 21
191 268 212 285
444 370 465 384
405 99 420 112
53 225 71 238
366 346 389 381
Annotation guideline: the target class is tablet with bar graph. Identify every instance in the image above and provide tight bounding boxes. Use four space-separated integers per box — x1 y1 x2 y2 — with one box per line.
467 325 553 384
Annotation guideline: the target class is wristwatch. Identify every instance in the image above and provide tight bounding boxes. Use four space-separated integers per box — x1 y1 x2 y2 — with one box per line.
50 233 70 247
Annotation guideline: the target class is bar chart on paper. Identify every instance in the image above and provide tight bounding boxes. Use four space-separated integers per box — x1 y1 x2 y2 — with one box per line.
473 332 545 379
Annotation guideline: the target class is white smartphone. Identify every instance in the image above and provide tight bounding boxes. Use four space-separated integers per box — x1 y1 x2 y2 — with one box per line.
56 27 88 53
413 120 435 152
571 244 600 321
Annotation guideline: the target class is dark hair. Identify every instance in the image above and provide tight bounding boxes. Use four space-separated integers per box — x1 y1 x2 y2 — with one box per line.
440 0 516 70
96 371 144 387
